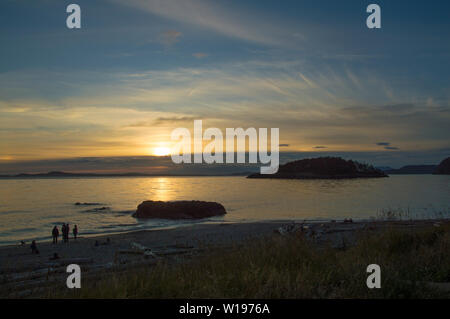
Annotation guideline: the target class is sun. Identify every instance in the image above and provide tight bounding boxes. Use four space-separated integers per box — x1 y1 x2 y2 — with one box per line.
152 147 171 156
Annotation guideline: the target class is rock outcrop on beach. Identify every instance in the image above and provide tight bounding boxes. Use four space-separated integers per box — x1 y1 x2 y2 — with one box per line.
434 157 450 175
247 157 387 179
132 200 227 219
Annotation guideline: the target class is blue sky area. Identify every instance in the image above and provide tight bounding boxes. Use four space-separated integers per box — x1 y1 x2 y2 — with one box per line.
0 0 449 172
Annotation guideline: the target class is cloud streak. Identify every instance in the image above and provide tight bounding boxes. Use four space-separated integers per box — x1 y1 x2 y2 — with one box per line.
193 53 209 59
109 0 290 45
160 30 182 46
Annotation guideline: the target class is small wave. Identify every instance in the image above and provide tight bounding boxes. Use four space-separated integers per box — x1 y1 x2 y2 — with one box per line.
79 209 135 215
97 225 119 229
97 223 138 229
0 227 38 236
81 207 111 213
0 210 29 215
114 210 135 215
74 202 106 206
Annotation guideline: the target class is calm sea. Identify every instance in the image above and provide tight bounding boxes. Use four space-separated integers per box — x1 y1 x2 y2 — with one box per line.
0 175 449 245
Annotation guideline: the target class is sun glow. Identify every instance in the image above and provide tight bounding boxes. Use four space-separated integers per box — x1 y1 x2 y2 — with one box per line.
152 147 171 156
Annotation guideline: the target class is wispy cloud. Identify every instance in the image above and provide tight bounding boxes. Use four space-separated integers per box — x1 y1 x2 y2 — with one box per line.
109 0 290 45
153 116 200 125
159 30 182 46
1 60 449 160
193 52 209 59
126 116 200 128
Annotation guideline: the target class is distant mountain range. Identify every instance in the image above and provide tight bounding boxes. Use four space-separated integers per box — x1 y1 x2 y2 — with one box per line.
0 170 252 178
377 157 450 174
380 165 438 174
1 157 449 177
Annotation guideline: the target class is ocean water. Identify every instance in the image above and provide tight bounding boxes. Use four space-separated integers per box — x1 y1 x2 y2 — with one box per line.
0 175 449 245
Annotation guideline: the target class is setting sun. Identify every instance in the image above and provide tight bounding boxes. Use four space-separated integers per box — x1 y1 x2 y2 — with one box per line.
152 147 171 156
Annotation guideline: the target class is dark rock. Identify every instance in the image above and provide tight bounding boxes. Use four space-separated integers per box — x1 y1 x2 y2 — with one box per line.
75 202 104 206
132 200 227 219
83 207 110 213
248 157 387 179
434 157 450 175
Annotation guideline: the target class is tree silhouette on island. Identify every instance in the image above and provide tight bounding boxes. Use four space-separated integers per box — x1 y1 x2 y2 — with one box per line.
247 157 388 179
434 157 450 175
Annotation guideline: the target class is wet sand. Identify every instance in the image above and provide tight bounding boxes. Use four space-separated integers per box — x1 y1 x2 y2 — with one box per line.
0 218 447 297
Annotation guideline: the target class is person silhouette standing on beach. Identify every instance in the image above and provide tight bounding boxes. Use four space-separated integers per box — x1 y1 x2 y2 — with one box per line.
73 225 78 240
52 226 59 244
62 223 67 243
30 240 39 254
66 223 70 242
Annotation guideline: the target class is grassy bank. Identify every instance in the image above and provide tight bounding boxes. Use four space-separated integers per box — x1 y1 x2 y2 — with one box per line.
47 222 450 298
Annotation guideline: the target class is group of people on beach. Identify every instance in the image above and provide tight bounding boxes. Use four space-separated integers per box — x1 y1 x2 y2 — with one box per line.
52 224 78 244
27 224 79 254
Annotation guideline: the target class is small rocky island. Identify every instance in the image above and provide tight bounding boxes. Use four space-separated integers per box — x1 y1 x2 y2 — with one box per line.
248 157 387 179
132 200 227 219
434 157 450 175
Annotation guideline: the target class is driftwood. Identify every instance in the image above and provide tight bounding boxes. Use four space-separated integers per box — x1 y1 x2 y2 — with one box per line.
7 268 57 283
116 242 157 259
42 257 93 268
117 250 145 255
131 242 149 251
130 242 157 258
275 223 305 236
153 248 194 256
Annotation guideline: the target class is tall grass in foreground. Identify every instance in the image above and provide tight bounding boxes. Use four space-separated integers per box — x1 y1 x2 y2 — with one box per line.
50 223 449 299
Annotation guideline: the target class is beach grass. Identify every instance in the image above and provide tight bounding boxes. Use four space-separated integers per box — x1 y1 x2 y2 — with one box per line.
45 222 450 299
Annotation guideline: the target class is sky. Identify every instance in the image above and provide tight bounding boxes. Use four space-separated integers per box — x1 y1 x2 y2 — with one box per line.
0 0 449 173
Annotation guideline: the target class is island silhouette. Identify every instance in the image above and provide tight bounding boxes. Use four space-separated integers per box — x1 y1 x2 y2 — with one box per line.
247 157 387 179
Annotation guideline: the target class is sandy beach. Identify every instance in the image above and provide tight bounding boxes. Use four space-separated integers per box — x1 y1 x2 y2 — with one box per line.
1 218 448 298
0 221 286 297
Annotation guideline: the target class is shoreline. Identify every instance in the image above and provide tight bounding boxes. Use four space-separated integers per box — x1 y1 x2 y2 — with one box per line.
3 215 447 248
